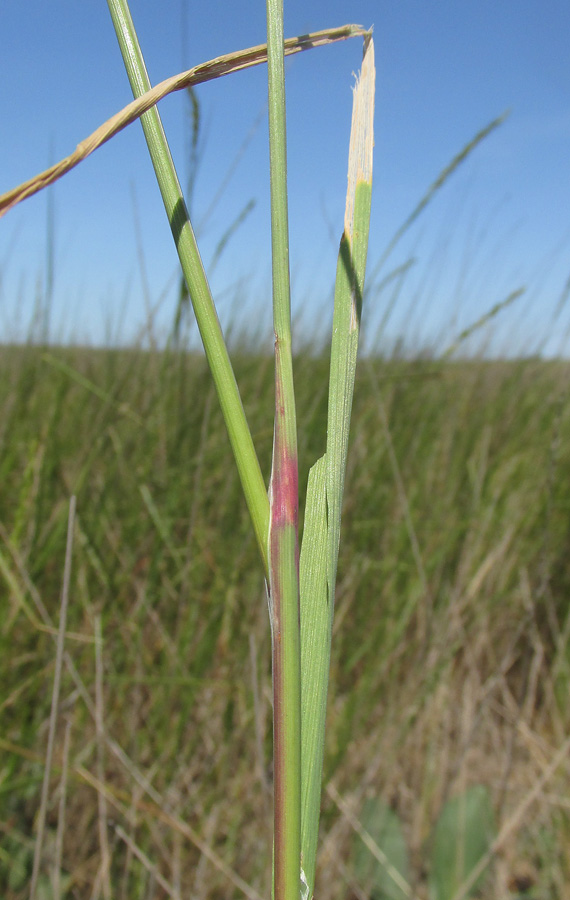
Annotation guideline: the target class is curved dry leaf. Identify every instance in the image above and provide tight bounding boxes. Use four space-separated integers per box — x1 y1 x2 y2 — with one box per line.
0 24 369 218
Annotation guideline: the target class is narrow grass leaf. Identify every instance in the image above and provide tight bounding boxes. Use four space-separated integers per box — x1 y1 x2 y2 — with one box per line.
299 37 375 899
327 37 375 594
299 454 328 890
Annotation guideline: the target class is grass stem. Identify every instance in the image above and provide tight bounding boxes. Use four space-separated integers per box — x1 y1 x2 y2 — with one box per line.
265 2 301 898
106 0 270 575
30 496 76 900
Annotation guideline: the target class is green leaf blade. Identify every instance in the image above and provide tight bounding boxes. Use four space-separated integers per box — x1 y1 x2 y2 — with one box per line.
300 39 375 900
299 454 329 894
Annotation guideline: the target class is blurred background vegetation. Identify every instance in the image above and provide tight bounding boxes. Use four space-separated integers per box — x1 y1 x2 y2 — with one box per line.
1 336 569 898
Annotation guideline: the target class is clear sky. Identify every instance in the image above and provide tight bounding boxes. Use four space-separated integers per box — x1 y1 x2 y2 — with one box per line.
1 1 569 355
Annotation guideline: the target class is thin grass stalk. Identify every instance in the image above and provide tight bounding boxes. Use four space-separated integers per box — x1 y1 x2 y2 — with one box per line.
53 717 72 899
106 0 270 574
368 111 509 284
94 615 111 900
115 825 182 900
265 2 301 899
30 496 76 900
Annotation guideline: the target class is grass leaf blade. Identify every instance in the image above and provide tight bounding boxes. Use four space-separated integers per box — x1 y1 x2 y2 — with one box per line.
299 37 375 900
327 37 375 597
299 454 329 895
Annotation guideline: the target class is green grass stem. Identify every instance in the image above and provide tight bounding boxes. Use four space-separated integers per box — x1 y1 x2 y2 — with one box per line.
106 0 270 576
265 2 301 899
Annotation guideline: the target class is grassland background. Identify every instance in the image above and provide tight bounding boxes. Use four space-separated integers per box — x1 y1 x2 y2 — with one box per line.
0 338 569 899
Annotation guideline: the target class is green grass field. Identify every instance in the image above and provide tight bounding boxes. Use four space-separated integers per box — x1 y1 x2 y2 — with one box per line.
1 342 569 898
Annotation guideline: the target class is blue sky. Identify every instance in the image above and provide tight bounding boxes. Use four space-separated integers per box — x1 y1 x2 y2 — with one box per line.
1 1 569 354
